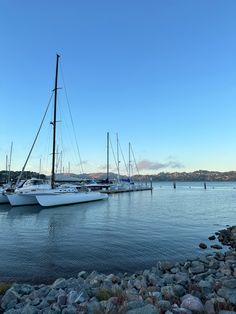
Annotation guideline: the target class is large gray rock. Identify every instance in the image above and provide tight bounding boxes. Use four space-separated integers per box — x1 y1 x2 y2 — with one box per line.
51 278 67 289
78 270 88 279
86 300 102 313
158 300 171 311
189 261 205 275
158 261 174 272
161 285 176 300
181 294 204 313
62 305 77 314
67 290 79 304
21 304 38 314
1 289 20 310
57 293 67 305
75 289 89 303
222 279 236 289
198 279 214 295
204 300 215 314
126 304 159 314
217 287 236 304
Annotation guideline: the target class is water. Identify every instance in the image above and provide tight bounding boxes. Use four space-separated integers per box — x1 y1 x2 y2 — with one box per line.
0 181 235 283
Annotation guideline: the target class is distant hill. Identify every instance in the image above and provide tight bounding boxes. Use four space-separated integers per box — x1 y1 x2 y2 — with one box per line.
1 170 236 184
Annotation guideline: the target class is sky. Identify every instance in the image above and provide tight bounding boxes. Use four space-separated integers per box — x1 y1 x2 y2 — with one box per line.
0 0 236 175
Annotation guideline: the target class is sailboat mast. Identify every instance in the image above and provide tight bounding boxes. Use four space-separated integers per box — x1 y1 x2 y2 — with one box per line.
5 155 8 183
128 142 131 181
7 142 13 184
106 132 109 183
51 54 60 189
116 133 120 182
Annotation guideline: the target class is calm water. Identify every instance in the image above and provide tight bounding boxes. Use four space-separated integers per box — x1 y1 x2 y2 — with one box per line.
0 181 236 283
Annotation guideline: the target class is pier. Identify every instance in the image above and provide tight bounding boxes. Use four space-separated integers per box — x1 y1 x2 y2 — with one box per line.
101 186 153 194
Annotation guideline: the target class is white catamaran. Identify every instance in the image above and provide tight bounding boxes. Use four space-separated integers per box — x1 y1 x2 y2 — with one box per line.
7 54 108 207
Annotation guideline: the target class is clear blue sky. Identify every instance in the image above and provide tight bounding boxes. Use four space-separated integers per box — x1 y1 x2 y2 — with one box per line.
0 0 236 175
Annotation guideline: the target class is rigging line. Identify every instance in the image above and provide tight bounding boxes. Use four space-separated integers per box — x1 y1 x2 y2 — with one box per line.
59 63 84 174
16 92 54 187
118 141 129 176
109 138 118 171
130 144 140 175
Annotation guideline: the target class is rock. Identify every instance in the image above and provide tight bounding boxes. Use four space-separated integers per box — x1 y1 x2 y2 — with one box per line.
133 279 142 290
5 310 22 314
86 300 101 313
158 261 174 272
175 272 189 287
161 285 176 300
199 243 207 249
67 290 79 304
62 305 77 314
1 289 20 310
222 278 236 289
173 284 186 297
75 289 89 303
126 303 159 314
172 307 192 314
78 270 88 279
181 294 204 313
217 287 236 304
57 293 67 305
204 300 215 314
21 304 38 314
125 301 146 311
147 273 158 286
158 300 171 311
215 252 225 261
198 280 214 295
209 235 216 240
189 261 205 275
51 278 67 289
163 274 175 285
211 244 223 250
37 298 50 309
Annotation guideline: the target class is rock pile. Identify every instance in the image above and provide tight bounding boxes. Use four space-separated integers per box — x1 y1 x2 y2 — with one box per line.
1 227 236 314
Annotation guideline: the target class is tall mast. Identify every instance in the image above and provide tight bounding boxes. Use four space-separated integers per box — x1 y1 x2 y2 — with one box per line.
5 155 8 183
8 141 13 183
39 158 41 179
128 142 131 181
51 54 60 189
106 132 109 183
116 133 120 183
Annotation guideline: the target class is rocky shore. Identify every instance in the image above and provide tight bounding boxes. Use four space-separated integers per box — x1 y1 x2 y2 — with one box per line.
1 226 236 314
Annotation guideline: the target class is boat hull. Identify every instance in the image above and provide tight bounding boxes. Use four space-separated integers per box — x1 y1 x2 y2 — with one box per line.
0 193 9 204
36 192 108 207
7 194 38 206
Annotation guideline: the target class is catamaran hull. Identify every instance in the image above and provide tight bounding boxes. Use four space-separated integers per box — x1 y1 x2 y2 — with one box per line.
36 192 108 207
7 194 38 206
0 193 9 204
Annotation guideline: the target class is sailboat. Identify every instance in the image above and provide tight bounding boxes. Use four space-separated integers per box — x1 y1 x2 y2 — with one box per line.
7 54 108 207
0 142 13 204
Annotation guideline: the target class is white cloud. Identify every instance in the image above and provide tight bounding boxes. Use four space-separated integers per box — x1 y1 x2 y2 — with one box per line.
137 159 184 170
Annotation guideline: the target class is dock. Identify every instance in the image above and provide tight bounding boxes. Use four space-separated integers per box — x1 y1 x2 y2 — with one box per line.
101 186 153 194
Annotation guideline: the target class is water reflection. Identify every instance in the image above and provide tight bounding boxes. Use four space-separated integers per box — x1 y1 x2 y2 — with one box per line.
0 183 235 282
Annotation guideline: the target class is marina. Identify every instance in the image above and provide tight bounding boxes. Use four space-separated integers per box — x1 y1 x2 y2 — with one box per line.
0 181 235 283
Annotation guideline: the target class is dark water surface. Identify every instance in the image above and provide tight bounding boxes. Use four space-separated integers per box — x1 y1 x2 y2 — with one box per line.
0 181 235 283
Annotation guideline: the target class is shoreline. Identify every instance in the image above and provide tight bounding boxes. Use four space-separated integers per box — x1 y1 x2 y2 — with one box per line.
1 227 236 313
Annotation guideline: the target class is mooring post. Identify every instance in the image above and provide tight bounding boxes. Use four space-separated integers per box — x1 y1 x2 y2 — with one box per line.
204 182 206 189
173 181 176 189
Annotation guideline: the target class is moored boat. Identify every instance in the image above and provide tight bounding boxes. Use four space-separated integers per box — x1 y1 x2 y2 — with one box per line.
7 54 108 207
